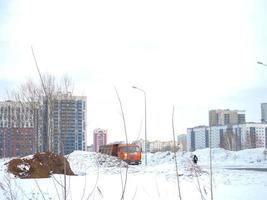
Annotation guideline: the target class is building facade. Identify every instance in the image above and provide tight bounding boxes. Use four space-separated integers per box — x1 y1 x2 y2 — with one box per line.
0 101 40 158
177 134 187 151
149 140 177 152
187 126 209 152
93 128 107 152
261 103 267 123
42 94 87 155
240 123 267 149
209 109 246 126
187 123 267 152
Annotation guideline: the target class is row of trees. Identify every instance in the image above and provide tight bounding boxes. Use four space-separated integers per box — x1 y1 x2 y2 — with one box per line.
220 127 262 151
5 74 75 155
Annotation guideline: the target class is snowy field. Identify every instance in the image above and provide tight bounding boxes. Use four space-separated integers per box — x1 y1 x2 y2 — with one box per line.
0 148 267 200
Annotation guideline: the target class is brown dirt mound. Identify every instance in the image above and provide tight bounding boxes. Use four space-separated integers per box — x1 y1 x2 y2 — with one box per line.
7 152 75 178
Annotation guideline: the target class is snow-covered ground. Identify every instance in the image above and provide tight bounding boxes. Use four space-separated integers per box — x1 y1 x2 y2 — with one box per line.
0 148 267 200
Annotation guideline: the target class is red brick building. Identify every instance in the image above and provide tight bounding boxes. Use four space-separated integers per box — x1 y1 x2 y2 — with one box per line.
0 101 39 158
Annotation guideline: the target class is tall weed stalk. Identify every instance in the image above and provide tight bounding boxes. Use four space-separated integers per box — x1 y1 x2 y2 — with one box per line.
172 106 182 200
114 87 129 200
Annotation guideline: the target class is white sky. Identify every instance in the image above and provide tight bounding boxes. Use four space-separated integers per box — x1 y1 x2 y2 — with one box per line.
1 0 267 145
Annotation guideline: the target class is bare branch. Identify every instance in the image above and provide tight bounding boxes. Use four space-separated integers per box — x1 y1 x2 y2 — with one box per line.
172 106 182 200
114 87 129 200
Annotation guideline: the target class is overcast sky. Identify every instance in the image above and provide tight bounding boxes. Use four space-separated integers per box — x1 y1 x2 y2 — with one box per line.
1 0 267 145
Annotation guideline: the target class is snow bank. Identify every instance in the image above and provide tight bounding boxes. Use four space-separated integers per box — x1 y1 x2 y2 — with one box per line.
0 148 266 200
188 148 267 167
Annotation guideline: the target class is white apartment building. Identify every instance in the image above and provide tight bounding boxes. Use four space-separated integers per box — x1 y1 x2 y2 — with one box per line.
187 126 209 152
209 125 228 148
149 140 161 153
150 140 177 152
234 123 267 149
187 123 267 152
261 103 267 123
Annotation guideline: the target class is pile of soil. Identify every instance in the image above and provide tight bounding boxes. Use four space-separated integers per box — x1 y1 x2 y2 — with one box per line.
6 152 75 178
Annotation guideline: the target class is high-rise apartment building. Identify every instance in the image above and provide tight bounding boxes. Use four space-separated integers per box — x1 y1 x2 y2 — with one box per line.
0 94 87 157
261 103 267 123
93 128 107 152
209 109 246 126
0 100 40 158
42 94 87 155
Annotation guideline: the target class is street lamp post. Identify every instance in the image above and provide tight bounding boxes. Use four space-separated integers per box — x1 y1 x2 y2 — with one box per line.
132 86 147 166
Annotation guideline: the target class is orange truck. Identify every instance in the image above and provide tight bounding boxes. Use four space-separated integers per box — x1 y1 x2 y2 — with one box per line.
99 143 142 165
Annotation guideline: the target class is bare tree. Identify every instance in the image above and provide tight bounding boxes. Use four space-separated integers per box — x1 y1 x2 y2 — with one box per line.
172 106 182 200
60 74 74 95
41 76 74 200
8 72 77 158
220 127 236 151
27 46 76 200
42 74 58 152
15 79 43 153
10 75 58 153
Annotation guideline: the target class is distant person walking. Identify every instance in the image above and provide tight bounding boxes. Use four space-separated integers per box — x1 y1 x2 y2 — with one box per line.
192 154 198 164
